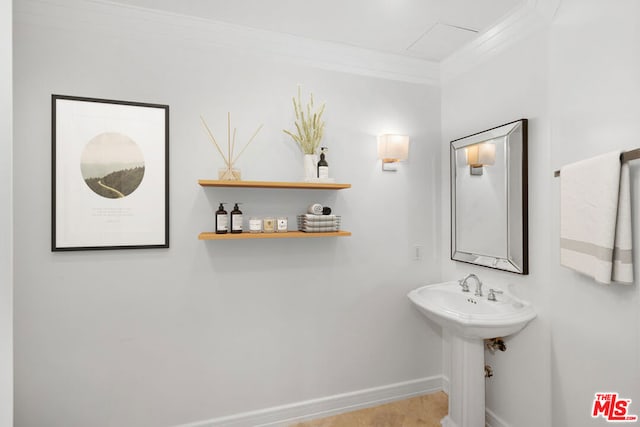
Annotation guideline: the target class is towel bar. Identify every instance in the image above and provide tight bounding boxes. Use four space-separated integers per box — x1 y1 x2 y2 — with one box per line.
553 148 640 177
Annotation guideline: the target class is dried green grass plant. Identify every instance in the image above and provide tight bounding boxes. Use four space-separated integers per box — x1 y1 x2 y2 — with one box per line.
283 86 325 155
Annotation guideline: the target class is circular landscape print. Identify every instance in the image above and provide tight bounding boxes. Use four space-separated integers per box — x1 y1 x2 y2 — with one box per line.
80 132 145 199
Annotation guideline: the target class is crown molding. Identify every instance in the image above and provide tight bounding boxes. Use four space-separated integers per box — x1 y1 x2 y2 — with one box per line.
14 0 440 85
440 0 561 83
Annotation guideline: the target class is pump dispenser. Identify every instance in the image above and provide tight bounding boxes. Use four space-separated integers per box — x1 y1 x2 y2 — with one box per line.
317 147 329 179
231 203 243 234
215 203 228 234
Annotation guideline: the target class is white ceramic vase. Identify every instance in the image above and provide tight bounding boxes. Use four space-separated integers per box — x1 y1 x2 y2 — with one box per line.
303 154 317 181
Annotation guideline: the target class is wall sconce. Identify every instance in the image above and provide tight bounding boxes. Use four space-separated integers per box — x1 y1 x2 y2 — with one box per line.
377 134 409 171
466 142 495 175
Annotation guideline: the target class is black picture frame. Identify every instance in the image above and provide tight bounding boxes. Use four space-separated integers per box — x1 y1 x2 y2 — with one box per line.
52 94 169 251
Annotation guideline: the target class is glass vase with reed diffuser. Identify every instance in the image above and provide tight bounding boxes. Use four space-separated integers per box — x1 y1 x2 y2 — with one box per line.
200 112 263 181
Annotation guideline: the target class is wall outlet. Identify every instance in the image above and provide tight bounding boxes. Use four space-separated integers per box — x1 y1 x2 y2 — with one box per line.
413 245 424 261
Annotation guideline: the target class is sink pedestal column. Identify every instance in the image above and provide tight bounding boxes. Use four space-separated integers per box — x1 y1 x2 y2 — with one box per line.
441 335 485 427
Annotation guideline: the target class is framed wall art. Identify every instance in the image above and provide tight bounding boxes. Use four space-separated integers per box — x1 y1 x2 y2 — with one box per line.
52 95 169 251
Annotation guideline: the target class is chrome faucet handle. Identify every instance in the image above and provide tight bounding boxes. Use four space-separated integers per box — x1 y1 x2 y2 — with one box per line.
487 288 504 301
458 279 470 292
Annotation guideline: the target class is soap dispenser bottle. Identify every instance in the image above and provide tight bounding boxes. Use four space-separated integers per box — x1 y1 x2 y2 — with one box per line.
231 203 243 234
317 147 329 179
215 203 228 234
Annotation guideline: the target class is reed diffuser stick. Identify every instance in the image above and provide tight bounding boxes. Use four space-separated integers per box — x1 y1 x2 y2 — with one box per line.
231 128 237 165
233 124 264 164
227 112 231 171
200 116 229 167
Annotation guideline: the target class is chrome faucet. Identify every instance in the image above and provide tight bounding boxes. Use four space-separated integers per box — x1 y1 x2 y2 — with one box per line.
460 273 483 297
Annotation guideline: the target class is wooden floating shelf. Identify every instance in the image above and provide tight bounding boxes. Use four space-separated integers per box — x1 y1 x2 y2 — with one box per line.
199 231 352 240
198 179 351 190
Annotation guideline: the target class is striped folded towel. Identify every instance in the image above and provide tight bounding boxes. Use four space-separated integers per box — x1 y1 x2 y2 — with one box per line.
297 214 341 232
300 226 339 232
302 214 338 221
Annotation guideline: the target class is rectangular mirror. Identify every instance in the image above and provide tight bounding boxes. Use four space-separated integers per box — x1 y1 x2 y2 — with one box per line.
450 119 528 274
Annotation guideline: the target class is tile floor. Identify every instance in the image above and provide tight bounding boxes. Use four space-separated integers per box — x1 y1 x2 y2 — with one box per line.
290 391 448 427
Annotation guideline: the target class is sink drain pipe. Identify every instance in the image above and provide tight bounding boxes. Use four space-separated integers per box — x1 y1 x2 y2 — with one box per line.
484 365 493 378
484 338 506 379
485 337 506 352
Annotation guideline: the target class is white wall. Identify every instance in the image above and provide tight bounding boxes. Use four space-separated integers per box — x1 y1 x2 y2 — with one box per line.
12 1 442 426
442 1 640 426
0 0 13 426
441 27 552 427
548 1 640 425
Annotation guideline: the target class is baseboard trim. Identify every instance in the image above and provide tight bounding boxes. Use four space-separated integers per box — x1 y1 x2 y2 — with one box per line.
441 415 458 427
442 375 450 395
485 407 510 427
177 375 443 427
440 406 509 427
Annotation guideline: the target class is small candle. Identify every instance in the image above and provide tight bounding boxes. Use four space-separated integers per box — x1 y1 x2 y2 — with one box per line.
263 217 275 233
249 217 262 233
277 217 288 233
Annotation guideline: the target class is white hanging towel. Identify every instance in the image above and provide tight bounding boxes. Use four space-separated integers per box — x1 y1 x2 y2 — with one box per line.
560 151 633 284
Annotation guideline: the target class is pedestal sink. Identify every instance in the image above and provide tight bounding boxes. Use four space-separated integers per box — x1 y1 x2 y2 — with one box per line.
408 281 536 427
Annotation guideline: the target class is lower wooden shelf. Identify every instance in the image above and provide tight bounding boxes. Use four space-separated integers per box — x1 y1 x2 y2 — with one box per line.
199 230 351 240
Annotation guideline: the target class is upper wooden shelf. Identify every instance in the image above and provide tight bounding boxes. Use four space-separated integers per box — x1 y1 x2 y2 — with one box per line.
198 180 351 190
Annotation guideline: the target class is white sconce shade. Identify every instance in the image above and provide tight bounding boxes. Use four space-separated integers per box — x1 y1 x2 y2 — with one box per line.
378 134 410 171
466 142 495 175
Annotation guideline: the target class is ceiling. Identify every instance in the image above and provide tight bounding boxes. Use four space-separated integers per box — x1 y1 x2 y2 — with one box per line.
107 0 523 62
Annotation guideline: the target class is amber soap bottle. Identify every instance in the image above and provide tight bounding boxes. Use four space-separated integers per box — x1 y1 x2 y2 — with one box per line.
231 203 243 234
215 203 228 234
